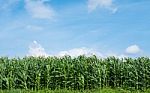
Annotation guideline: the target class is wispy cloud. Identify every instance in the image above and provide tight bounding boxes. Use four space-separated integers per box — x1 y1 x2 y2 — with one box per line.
25 0 55 19
125 45 141 54
88 0 118 13
0 0 19 11
26 25 43 31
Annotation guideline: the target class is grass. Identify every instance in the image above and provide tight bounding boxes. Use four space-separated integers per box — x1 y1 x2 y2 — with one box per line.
1 88 150 93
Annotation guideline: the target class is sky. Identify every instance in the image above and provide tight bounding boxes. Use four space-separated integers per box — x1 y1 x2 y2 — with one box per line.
0 0 150 58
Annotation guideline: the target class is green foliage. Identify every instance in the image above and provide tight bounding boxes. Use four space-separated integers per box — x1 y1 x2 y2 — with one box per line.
0 56 150 91
1 88 150 93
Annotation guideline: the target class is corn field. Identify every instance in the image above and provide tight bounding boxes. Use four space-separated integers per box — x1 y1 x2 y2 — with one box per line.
0 56 150 90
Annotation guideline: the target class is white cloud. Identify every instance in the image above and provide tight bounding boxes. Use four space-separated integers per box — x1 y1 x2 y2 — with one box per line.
88 0 117 13
106 53 127 58
28 41 49 57
57 47 103 57
27 41 141 58
125 45 141 54
27 41 104 57
25 0 55 19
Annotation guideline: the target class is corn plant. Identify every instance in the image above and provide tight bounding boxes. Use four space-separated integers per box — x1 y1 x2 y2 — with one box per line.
0 56 150 91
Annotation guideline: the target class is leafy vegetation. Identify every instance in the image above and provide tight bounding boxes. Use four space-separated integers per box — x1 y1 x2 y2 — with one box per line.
1 88 150 93
0 56 150 91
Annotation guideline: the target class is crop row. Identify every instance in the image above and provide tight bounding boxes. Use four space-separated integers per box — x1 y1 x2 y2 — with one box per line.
0 56 150 90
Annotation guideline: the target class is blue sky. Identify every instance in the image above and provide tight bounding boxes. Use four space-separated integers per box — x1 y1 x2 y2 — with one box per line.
0 0 150 57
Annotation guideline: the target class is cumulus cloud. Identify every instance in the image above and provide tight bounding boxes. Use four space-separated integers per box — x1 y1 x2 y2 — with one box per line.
28 41 49 57
25 0 55 19
28 41 139 58
57 47 103 57
27 41 104 57
125 45 141 54
88 0 117 13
